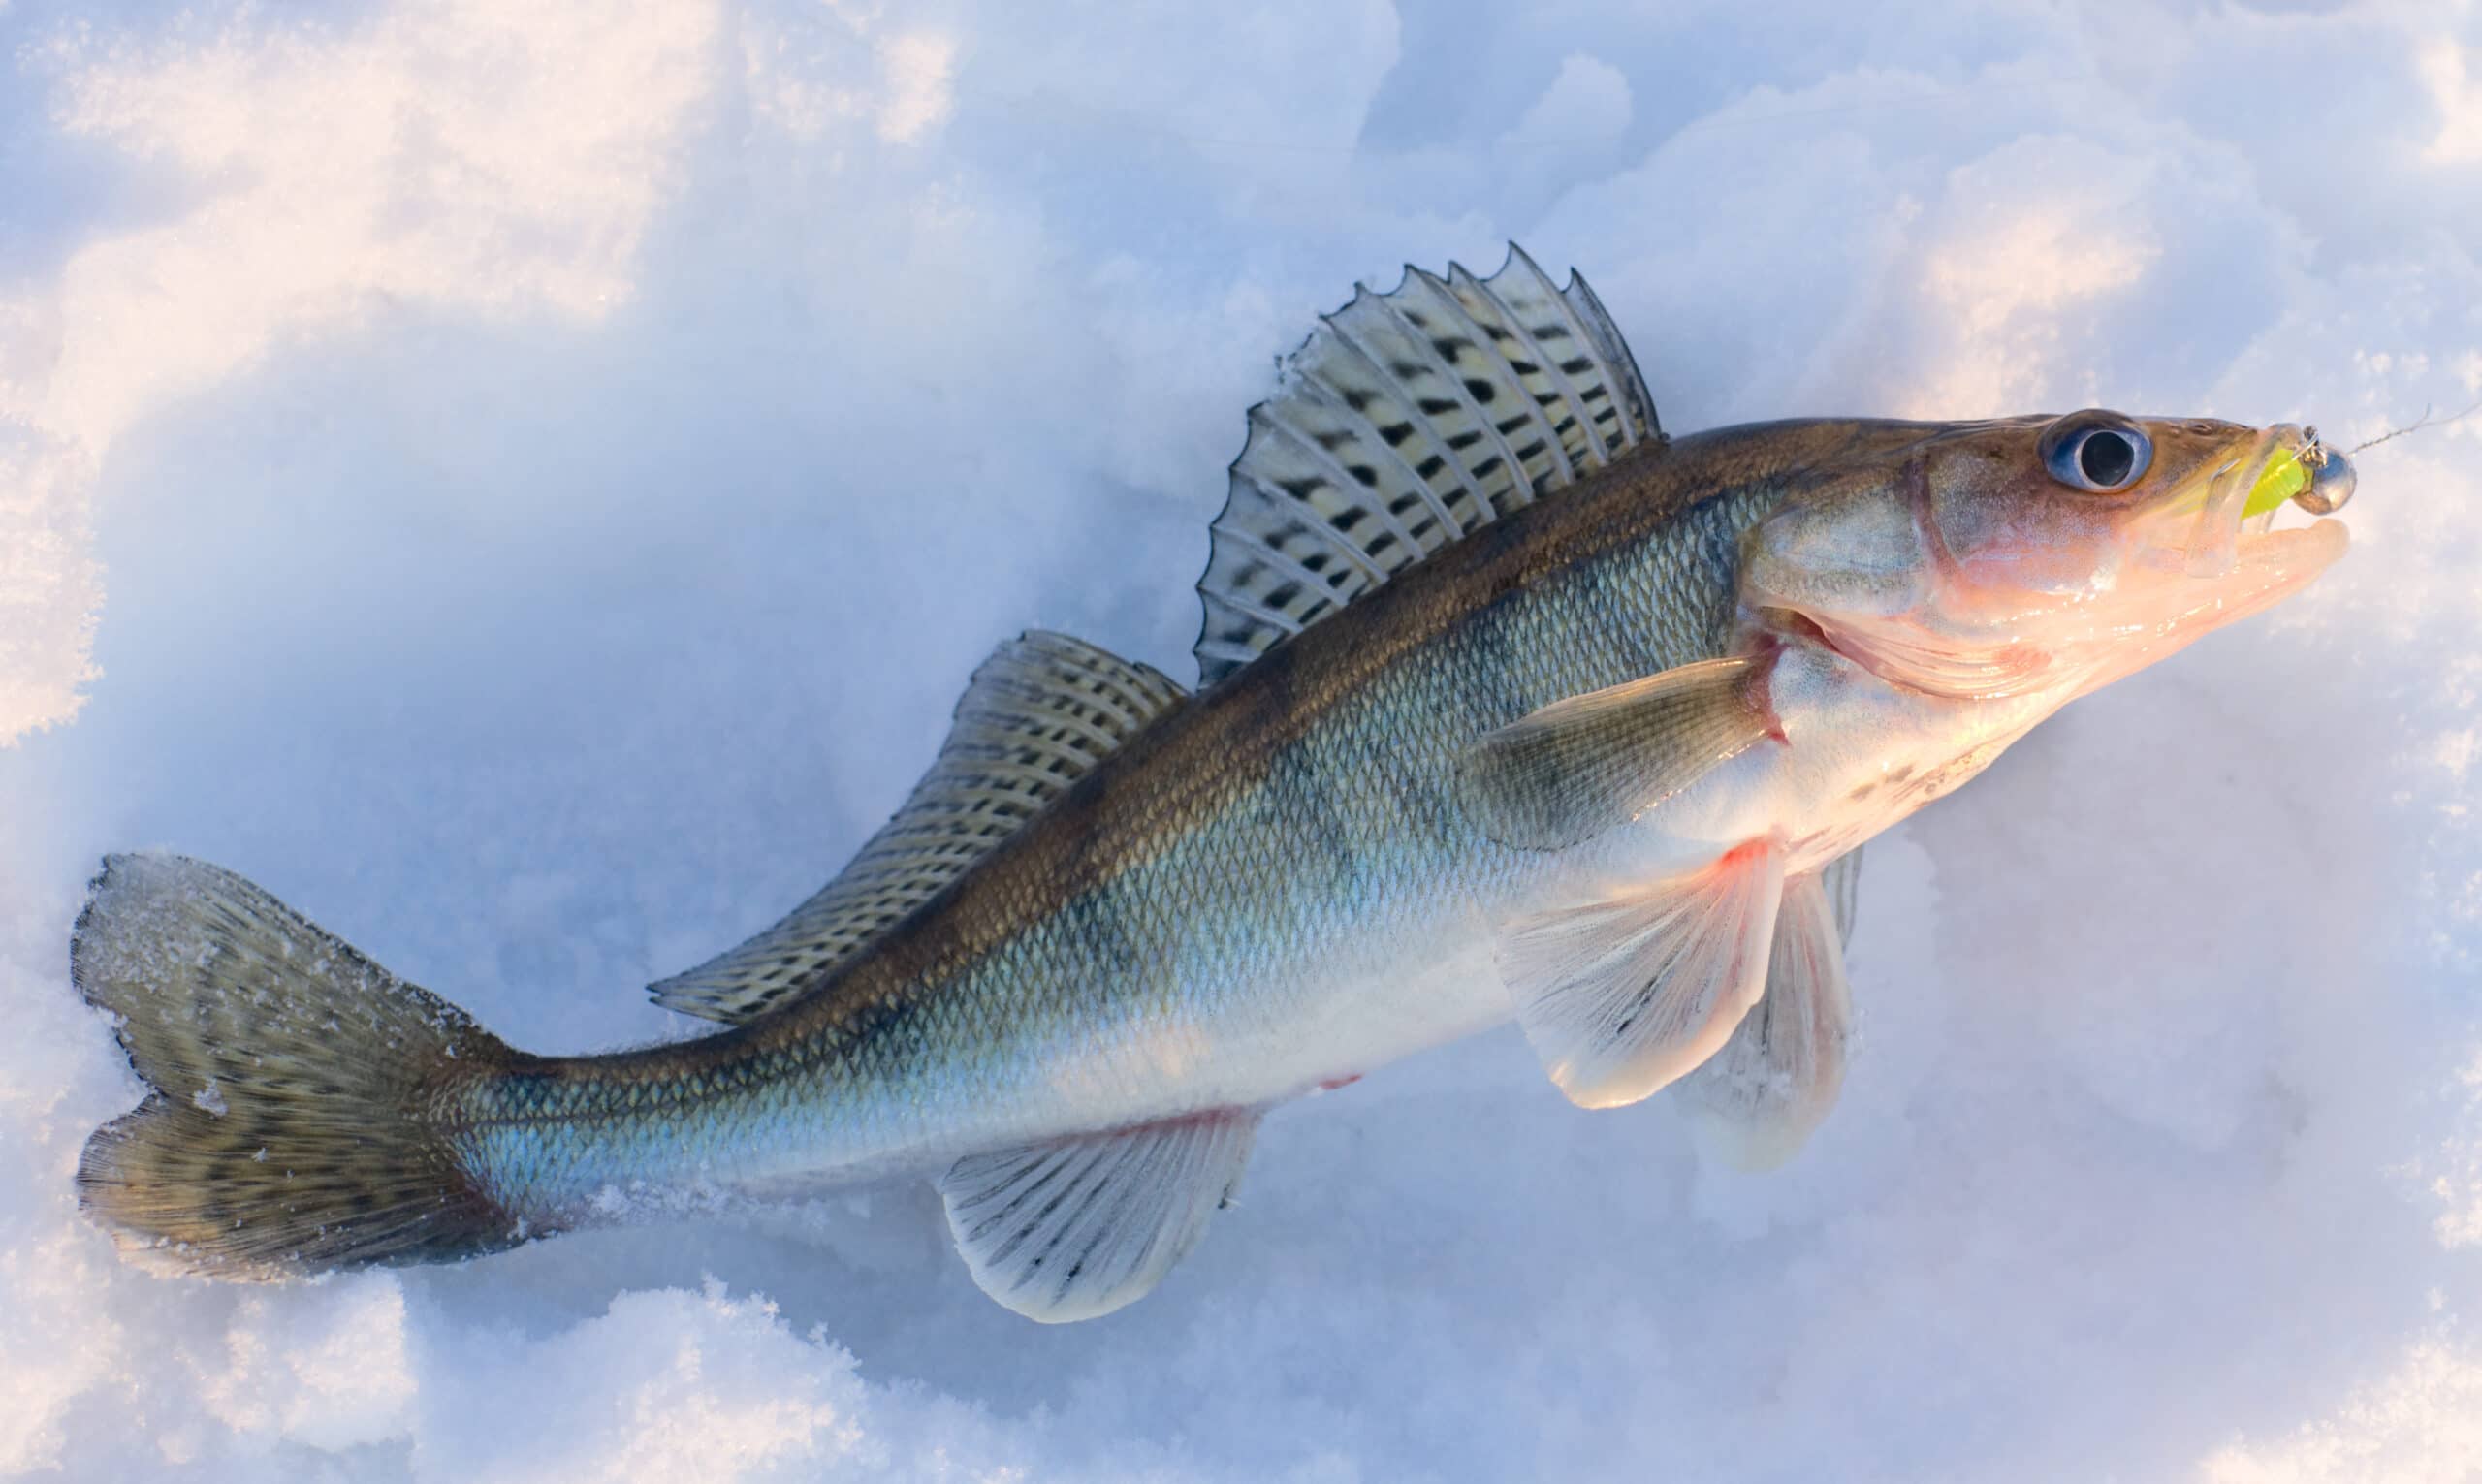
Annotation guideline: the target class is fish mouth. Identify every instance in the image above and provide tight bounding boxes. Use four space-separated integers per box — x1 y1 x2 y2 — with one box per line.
2075 423 2353 694
2143 423 2355 580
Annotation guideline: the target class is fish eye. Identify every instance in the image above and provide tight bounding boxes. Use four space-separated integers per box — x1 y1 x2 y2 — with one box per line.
2040 413 2152 493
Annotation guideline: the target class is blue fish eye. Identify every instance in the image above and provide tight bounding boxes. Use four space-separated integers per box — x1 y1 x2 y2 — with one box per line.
2041 416 2152 492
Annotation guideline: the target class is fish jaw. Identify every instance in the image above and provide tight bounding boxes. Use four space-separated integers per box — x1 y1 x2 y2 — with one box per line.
2050 514 2348 704
1792 514 2349 707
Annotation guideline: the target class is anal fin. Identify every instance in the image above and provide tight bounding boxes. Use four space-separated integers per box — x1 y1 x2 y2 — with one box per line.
938 1110 1259 1323
1497 837 1785 1109
1680 867 1855 1169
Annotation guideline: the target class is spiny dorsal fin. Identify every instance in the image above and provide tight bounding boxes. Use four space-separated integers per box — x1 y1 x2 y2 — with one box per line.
1193 243 1660 685
650 632 1187 1026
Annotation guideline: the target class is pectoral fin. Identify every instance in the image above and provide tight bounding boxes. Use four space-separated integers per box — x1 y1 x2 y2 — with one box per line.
1457 658 1777 851
1497 837 1785 1109
1680 867 1854 1169
939 1110 1259 1323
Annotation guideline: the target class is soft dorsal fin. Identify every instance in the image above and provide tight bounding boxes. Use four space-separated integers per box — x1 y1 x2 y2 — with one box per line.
650 632 1187 1026
1193 244 1662 685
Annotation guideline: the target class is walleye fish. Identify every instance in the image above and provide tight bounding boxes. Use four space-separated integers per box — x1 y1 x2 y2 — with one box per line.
74 247 2356 1321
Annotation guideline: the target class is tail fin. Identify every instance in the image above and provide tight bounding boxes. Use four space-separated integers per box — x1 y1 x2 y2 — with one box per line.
73 852 525 1279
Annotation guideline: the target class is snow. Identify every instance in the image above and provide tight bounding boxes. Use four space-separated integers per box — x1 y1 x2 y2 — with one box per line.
2 0 2479 1478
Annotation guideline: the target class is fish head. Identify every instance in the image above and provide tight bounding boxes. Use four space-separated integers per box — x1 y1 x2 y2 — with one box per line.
1740 411 2353 701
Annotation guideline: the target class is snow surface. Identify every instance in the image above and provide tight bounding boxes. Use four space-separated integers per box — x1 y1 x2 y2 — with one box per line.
3 0 2481 1478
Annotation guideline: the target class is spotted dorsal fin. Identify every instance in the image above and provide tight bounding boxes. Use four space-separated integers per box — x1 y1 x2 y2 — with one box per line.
1193 244 1660 685
650 632 1188 1026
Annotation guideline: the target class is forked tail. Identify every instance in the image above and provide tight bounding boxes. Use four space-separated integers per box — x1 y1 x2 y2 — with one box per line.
73 853 525 1279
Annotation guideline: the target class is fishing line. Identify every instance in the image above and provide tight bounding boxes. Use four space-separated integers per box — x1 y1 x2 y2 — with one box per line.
2346 395 2482 455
